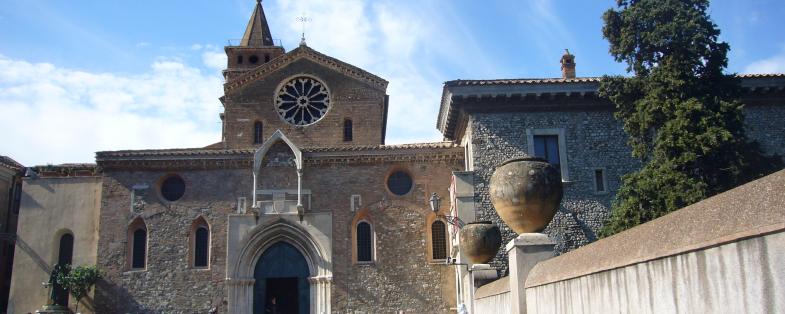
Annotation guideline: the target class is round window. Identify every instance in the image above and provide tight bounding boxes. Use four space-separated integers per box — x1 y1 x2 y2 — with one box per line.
249 55 259 64
274 76 331 126
160 175 185 202
387 171 413 196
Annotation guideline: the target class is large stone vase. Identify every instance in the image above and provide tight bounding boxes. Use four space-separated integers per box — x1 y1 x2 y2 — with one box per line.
459 221 502 264
489 157 563 234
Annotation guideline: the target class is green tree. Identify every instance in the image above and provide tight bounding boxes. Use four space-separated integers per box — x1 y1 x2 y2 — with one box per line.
55 264 102 313
598 0 782 237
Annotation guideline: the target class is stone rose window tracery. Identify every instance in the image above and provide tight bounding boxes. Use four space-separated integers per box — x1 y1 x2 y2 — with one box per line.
275 76 331 126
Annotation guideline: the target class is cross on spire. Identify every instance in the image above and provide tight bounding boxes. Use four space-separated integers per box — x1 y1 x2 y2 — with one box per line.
297 14 312 46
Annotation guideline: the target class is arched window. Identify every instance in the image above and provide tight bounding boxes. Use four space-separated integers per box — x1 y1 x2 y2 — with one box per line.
57 233 74 266
264 54 271 63
237 55 243 64
431 221 448 260
356 221 373 263
191 217 210 268
253 121 263 144
54 233 74 306
343 119 353 142
128 218 147 270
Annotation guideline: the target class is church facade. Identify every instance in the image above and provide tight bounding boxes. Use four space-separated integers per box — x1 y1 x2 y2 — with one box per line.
7 2 785 314
9 2 461 313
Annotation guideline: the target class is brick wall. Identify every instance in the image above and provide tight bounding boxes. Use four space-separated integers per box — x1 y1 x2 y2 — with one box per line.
222 58 387 149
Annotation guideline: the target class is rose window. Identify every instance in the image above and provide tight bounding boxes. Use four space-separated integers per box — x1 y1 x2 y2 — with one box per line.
274 76 331 126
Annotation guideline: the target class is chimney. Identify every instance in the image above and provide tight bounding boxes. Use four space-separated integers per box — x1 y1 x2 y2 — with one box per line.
560 49 576 79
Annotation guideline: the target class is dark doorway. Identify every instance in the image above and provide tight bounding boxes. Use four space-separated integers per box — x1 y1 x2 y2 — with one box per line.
253 242 310 314
54 233 74 306
265 277 299 313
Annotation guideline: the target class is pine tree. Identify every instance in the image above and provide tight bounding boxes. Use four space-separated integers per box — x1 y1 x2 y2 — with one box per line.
598 0 782 237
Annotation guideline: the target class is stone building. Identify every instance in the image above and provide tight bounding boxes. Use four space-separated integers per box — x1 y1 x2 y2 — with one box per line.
0 156 23 313
7 2 785 314
9 2 461 313
439 51 785 311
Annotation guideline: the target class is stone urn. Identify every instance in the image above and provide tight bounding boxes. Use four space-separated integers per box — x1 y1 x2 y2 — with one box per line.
459 221 502 264
489 157 563 234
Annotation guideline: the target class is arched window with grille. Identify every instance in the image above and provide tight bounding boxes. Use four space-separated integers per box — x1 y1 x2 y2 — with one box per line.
356 221 373 263
191 217 210 268
431 220 448 260
343 119 353 142
128 218 147 270
253 121 264 144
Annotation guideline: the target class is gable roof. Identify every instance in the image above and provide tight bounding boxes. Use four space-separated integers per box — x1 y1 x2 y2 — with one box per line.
224 44 389 94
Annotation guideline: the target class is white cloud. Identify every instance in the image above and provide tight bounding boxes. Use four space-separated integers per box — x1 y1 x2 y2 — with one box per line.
1 0 511 166
267 0 500 144
744 51 785 74
136 42 151 48
0 55 223 166
202 51 227 72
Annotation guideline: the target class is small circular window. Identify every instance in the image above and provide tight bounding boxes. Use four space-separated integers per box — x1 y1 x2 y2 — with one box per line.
160 175 185 202
387 170 413 196
249 55 259 64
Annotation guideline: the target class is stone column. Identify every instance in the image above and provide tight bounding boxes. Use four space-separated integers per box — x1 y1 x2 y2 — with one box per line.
227 277 255 314
308 275 332 314
507 233 554 314
251 173 258 207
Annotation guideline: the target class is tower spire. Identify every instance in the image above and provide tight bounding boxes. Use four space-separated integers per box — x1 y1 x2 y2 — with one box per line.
241 0 274 47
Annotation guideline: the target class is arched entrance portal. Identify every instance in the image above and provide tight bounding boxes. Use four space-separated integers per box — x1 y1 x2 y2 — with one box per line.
253 242 310 314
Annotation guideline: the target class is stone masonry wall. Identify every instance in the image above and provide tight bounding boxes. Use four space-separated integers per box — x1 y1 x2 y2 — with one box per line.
95 152 462 313
469 110 641 273
468 103 785 274
743 104 785 159
95 169 248 313
319 160 462 313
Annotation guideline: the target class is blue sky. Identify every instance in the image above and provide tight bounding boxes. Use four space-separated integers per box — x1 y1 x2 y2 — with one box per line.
2 0 784 166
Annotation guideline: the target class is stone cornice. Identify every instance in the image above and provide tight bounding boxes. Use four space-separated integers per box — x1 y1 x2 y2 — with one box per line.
224 45 389 94
28 163 99 178
438 74 785 140
96 144 465 170
0 156 23 172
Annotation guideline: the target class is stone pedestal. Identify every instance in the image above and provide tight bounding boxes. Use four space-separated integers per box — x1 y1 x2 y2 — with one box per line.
507 233 555 314
470 264 498 288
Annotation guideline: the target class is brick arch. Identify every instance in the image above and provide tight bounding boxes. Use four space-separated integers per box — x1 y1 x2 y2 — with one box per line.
126 217 147 270
189 216 210 268
351 209 376 264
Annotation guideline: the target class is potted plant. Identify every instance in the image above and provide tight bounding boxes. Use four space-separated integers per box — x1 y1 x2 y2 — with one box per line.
55 264 102 314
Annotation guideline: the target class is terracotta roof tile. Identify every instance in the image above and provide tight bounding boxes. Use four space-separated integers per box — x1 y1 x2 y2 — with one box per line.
445 77 602 86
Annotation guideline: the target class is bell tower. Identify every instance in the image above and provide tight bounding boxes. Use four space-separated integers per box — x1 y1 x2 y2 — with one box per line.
223 0 286 82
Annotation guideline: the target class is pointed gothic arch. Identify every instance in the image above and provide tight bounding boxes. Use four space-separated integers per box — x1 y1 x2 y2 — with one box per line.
227 218 331 313
252 130 304 209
